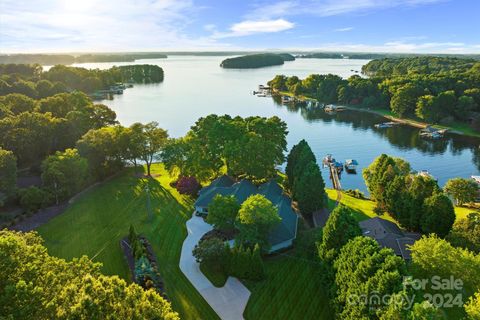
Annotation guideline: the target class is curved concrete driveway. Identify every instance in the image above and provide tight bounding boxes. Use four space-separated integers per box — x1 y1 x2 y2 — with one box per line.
180 214 251 320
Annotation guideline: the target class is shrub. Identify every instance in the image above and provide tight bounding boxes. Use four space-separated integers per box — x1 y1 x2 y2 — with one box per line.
192 238 226 266
135 256 157 287
229 244 265 281
18 186 51 213
176 176 201 196
344 189 366 199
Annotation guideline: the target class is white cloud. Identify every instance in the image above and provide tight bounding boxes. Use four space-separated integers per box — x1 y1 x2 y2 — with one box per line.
0 0 222 52
307 0 447 17
212 19 294 38
247 1 299 20
243 0 447 19
334 27 354 32
287 41 477 53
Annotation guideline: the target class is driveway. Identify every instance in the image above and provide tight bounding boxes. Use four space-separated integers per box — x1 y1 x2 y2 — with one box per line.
179 214 251 320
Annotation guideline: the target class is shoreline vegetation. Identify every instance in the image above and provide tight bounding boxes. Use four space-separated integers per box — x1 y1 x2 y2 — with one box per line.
0 53 168 65
220 53 295 69
269 56 480 138
276 89 480 138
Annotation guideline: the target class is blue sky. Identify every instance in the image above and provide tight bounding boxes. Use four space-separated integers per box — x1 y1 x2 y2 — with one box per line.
1 0 479 53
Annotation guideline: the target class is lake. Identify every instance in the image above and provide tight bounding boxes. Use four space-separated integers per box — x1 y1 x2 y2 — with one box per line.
72 56 480 192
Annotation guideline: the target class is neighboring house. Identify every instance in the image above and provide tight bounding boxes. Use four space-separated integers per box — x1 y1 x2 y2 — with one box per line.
194 175 299 253
359 217 421 260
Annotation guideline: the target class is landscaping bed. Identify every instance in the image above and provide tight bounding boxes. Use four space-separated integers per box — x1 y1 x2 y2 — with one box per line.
123 228 167 297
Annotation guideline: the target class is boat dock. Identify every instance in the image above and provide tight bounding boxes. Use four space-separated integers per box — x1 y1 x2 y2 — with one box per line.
329 164 342 190
419 126 448 139
323 154 343 190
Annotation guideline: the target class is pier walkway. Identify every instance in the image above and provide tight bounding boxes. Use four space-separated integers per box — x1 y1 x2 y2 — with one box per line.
312 164 343 228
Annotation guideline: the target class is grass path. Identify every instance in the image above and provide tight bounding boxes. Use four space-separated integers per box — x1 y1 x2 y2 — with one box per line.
37 164 219 320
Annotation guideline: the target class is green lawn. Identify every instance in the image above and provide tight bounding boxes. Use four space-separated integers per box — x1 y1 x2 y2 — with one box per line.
454 205 479 220
327 188 480 223
243 224 333 320
326 189 397 223
37 164 219 320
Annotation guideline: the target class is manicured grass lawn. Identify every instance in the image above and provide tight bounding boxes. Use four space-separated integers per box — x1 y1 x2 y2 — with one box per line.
243 223 333 320
454 205 479 220
326 189 397 223
327 188 480 223
200 263 228 287
37 164 219 320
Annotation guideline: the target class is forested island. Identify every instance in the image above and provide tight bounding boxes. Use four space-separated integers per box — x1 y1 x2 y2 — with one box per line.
0 63 163 98
0 53 167 65
220 53 294 69
268 56 480 135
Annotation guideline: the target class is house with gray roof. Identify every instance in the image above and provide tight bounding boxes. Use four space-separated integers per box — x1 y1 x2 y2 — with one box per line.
194 176 299 253
359 217 421 260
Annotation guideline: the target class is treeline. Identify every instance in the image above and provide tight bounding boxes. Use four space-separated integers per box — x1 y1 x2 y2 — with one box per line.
362 56 478 76
298 52 480 60
0 230 178 319
0 53 167 65
0 63 164 98
363 154 455 237
74 53 167 63
269 56 480 128
220 53 289 69
162 114 288 181
0 77 169 221
316 206 480 319
298 52 391 59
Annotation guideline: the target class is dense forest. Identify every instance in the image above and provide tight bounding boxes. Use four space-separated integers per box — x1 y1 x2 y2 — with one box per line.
298 52 480 60
0 63 166 222
0 53 167 65
220 53 293 69
0 63 163 98
269 56 480 129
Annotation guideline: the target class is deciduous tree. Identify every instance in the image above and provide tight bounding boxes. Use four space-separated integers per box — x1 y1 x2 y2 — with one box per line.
444 178 479 205
206 194 240 231
236 194 281 249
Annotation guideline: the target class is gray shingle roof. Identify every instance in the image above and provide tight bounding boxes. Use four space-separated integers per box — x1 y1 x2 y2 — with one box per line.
359 217 420 260
195 178 298 249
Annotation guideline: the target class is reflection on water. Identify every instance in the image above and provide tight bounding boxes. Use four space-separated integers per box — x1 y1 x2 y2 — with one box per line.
75 55 480 192
274 99 480 192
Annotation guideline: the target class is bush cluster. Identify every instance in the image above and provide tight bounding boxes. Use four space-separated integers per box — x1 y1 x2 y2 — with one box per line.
128 225 165 292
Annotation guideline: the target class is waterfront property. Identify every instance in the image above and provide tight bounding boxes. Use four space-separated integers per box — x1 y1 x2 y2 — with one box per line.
359 217 421 260
194 176 299 252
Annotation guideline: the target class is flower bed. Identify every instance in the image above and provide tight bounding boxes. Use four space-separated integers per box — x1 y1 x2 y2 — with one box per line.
122 225 167 298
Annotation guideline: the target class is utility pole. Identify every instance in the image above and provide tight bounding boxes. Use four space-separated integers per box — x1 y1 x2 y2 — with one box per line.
145 185 152 221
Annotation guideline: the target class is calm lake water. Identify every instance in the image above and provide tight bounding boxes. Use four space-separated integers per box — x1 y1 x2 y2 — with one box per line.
72 56 480 192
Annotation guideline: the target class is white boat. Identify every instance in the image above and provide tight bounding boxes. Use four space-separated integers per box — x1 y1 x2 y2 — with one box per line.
324 104 336 112
345 159 358 171
323 154 334 165
281 96 293 104
375 122 394 129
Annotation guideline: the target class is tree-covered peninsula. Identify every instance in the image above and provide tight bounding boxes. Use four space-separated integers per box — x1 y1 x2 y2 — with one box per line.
220 53 293 69
0 63 164 97
268 56 480 134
